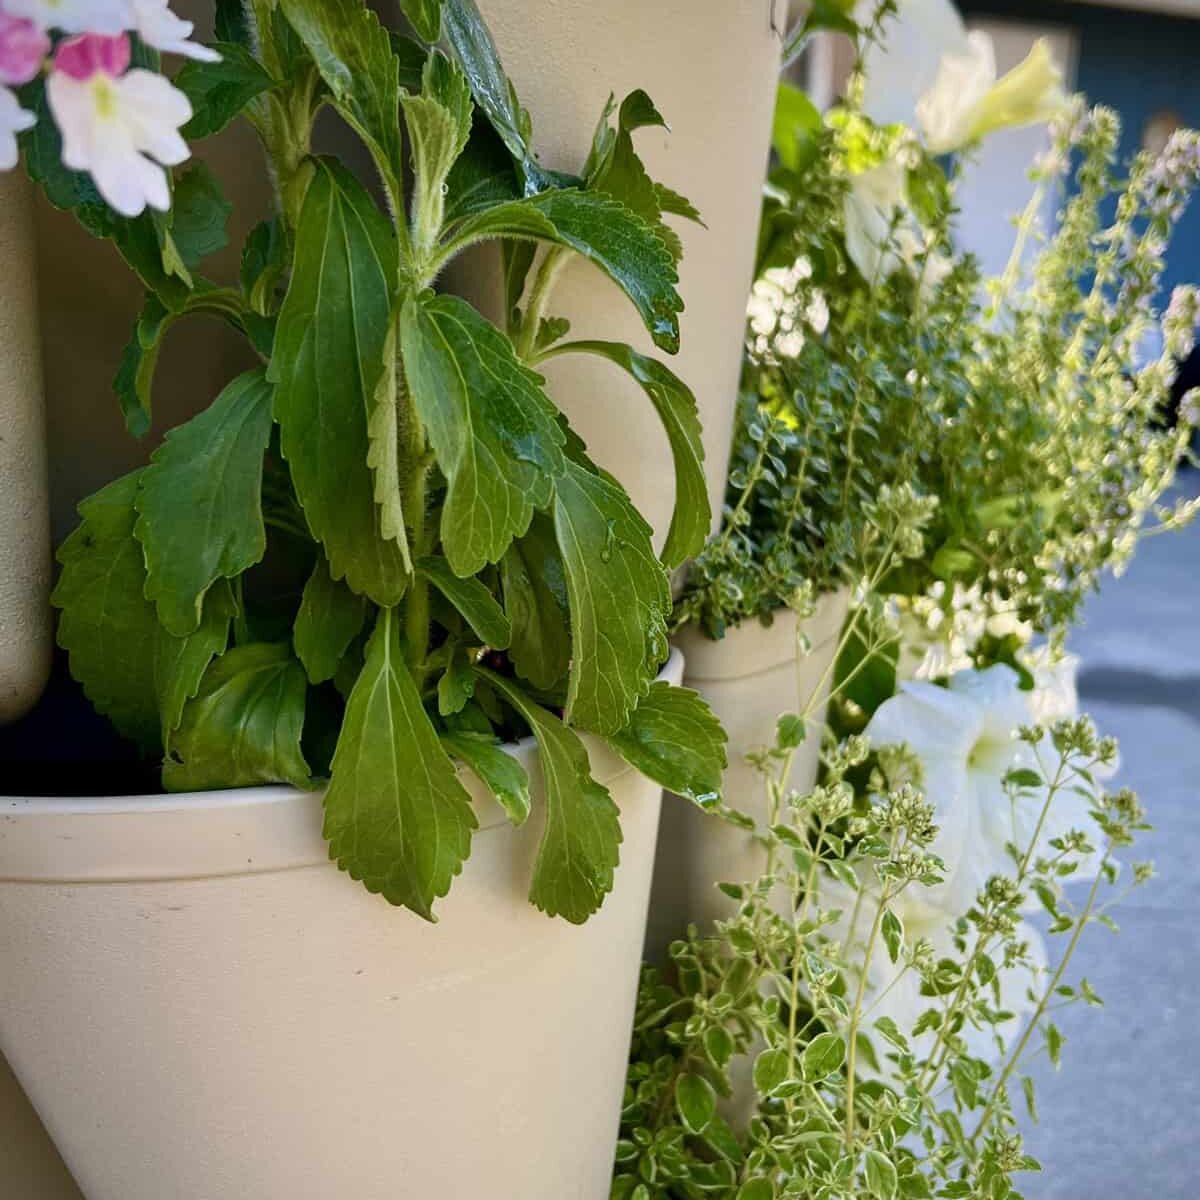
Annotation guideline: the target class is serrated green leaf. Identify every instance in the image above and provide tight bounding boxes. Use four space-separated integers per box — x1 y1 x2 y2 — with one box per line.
586 90 695 263
400 290 564 575
415 556 511 648
802 1032 845 1081
865 1150 898 1200
364 318 412 568
177 42 277 140
293 553 368 684
606 682 726 805
215 0 253 47
163 642 312 791
400 0 444 41
155 579 236 750
500 513 572 691
443 733 531 827
168 163 232 268
553 458 671 735
482 670 621 923
444 111 521 225
445 189 683 353
441 0 554 193
135 369 274 636
546 340 708 567
655 181 703 224
403 52 472 254
324 609 478 920
52 472 163 750
279 0 404 205
675 1073 717 1135
270 159 409 604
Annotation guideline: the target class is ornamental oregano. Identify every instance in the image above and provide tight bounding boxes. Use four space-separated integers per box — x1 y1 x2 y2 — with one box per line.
42 0 728 923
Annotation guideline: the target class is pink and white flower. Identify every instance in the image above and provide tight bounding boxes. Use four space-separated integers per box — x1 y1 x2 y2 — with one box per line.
0 82 35 168
0 11 49 85
47 32 191 216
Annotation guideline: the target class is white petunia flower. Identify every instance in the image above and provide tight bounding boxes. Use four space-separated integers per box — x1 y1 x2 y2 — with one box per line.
4 0 130 35
0 83 36 169
859 0 1068 155
127 0 218 61
843 156 909 283
866 665 1103 918
826 873 1047 1079
47 33 192 217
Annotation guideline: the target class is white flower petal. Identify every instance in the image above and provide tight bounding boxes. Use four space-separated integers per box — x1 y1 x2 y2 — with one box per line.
6 0 131 35
116 69 192 163
859 0 969 132
917 29 998 154
948 664 1030 744
868 678 983 764
0 85 35 169
128 0 219 61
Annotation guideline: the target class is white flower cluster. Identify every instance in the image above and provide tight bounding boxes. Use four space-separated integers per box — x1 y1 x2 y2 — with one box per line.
0 0 212 215
890 581 1032 682
745 256 829 362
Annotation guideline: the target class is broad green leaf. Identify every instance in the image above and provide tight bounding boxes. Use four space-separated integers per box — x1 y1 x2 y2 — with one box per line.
416 556 511 648
500 513 571 691
553 458 671 735
801 1032 846 1081
163 643 312 791
400 0 444 42
606 682 726 806
753 1048 790 1095
675 1074 717 1135
400 291 564 575
324 610 477 919
441 0 554 193
654 181 703 224
135 369 274 636
483 670 621 923
177 42 277 140
293 554 368 684
155 579 237 749
279 0 404 204
52 471 168 750
546 340 708 568
445 189 683 353
772 83 822 173
270 159 409 604
402 53 472 254
864 1150 898 1200
442 732 531 826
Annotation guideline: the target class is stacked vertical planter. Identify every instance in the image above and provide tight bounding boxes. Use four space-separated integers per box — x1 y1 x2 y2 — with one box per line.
0 4 784 1197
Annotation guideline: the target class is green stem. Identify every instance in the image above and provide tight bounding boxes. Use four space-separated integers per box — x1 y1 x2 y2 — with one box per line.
515 248 568 362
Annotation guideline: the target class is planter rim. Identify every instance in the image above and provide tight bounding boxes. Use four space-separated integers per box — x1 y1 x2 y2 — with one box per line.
673 588 851 682
0 650 683 885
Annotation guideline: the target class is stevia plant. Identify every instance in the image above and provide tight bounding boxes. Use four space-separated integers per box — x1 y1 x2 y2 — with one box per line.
32 0 727 923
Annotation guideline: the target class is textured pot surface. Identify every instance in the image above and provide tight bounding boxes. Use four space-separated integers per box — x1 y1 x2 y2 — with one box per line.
0 172 51 725
0 655 679 1200
446 0 783 552
648 593 852 948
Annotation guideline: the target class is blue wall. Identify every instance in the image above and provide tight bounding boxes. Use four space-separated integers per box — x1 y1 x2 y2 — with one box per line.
960 0 1200 304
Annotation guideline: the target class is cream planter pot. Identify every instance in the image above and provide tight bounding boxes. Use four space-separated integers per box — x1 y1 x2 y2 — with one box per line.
0 172 52 725
0 653 681 1200
447 0 782 550
651 593 852 940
